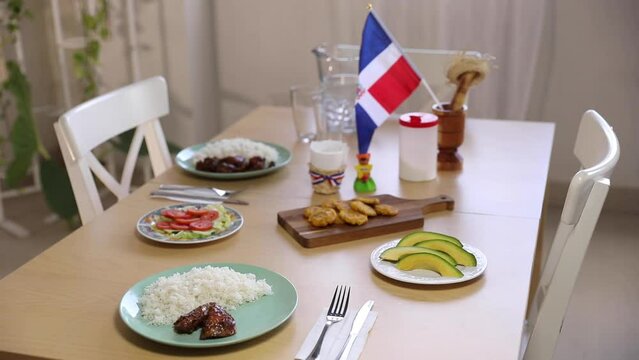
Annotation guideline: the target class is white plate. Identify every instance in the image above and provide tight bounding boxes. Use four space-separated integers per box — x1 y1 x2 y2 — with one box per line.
370 239 487 285
137 203 243 244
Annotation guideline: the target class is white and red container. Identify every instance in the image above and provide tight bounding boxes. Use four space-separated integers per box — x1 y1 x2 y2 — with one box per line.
399 112 439 181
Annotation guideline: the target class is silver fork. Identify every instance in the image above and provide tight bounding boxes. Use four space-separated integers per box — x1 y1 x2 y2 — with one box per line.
305 285 350 360
159 184 244 197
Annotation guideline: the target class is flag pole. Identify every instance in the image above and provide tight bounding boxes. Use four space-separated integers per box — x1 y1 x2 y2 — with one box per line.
368 9 441 105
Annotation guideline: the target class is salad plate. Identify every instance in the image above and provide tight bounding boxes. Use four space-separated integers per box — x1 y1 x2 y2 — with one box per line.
119 262 298 348
370 239 488 285
175 140 292 180
137 203 243 244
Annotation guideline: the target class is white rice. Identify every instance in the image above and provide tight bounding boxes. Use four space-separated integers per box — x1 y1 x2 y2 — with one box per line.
193 138 278 164
139 266 273 325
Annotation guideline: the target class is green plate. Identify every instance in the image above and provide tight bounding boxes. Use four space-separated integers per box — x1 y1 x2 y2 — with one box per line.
119 263 298 348
175 140 292 180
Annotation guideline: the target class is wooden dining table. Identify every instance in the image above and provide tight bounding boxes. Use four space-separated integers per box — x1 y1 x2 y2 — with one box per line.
0 106 554 360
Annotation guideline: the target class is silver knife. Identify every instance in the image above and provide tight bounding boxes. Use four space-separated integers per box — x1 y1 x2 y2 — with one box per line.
150 191 249 205
337 300 374 360
159 184 215 192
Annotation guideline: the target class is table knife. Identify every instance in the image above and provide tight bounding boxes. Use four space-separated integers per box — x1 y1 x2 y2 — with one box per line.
149 191 249 205
337 300 374 360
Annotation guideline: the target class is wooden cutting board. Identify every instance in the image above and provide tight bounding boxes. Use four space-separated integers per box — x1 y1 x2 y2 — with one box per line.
277 194 455 248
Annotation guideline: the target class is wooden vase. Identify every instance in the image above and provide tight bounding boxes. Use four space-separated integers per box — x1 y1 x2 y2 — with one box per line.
433 102 466 171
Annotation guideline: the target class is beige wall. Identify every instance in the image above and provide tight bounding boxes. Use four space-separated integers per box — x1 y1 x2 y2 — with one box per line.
529 0 639 189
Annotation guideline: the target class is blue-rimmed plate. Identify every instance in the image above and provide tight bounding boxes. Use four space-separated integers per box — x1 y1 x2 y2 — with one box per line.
175 140 292 180
137 203 243 244
370 239 488 285
119 263 298 348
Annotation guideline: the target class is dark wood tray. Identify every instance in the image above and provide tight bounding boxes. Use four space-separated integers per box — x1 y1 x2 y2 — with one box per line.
277 194 454 248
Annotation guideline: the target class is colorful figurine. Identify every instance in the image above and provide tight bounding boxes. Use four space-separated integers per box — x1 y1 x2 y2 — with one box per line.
354 153 376 193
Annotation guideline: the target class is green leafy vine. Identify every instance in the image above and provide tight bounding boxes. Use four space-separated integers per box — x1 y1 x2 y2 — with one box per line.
0 0 48 185
1 0 78 224
72 0 110 99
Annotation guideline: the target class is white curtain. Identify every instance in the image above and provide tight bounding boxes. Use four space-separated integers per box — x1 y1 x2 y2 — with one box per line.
327 0 548 120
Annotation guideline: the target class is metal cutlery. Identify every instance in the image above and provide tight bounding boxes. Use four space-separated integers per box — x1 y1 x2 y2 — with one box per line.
305 285 350 360
150 190 249 205
337 300 374 360
159 184 244 197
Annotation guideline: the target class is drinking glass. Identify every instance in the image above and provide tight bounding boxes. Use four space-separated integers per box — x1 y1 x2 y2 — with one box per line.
290 85 323 143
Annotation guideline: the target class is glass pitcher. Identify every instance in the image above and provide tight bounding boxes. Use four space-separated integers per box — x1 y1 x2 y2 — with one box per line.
312 43 359 81
312 44 360 135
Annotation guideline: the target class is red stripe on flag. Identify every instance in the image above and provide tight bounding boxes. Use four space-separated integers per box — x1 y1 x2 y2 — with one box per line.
368 56 421 113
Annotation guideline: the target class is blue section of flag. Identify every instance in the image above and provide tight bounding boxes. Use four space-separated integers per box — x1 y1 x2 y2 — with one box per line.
358 13 392 71
355 104 377 154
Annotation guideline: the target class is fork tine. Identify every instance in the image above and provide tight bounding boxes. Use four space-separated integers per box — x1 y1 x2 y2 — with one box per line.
340 287 350 316
327 286 339 315
332 285 344 315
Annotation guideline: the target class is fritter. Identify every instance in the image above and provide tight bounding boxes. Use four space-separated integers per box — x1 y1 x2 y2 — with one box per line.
350 200 377 217
339 209 368 226
308 208 337 227
374 204 399 216
355 196 381 205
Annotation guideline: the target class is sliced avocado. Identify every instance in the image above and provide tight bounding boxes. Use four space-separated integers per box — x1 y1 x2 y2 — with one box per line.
380 246 457 265
397 231 463 247
415 240 477 266
396 253 463 277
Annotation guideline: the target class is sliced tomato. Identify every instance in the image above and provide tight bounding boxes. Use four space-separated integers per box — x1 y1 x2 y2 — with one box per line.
186 208 209 217
155 221 172 230
175 217 201 224
201 210 220 221
169 222 190 230
161 209 190 219
189 219 213 231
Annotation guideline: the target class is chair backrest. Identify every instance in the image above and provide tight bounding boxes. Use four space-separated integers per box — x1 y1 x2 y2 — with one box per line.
318 45 481 116
522 110 620 360
54 76 172 224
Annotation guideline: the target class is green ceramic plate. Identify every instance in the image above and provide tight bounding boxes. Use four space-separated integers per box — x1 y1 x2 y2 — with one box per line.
175 140 292 180
119 263 298 348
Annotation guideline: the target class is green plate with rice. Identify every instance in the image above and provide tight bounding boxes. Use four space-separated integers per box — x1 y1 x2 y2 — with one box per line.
119 263 298 348
175 139 292 180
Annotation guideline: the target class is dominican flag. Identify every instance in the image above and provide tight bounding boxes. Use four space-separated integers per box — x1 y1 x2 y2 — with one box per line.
355 11 422 154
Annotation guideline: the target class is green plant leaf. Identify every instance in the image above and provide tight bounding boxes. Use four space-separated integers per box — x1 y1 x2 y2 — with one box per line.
3 61 37 187
3 61 32 109
99 27 109 39
39 158 79 221
5 112 37 187
86 40 100 60
82 13 97 31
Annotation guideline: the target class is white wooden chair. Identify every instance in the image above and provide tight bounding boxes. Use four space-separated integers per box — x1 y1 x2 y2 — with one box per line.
521 110 620 360
54 76 172 225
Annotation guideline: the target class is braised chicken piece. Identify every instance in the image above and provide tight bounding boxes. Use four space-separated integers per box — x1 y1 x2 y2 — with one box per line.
220 156 248 171
195 157 219 172
195 156 273 173
173 303 210 334
200 303 237 339
247 156 266 171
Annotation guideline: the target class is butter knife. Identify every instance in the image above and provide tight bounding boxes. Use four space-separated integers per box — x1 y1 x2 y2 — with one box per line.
150 191 249 205
337 300 374 360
